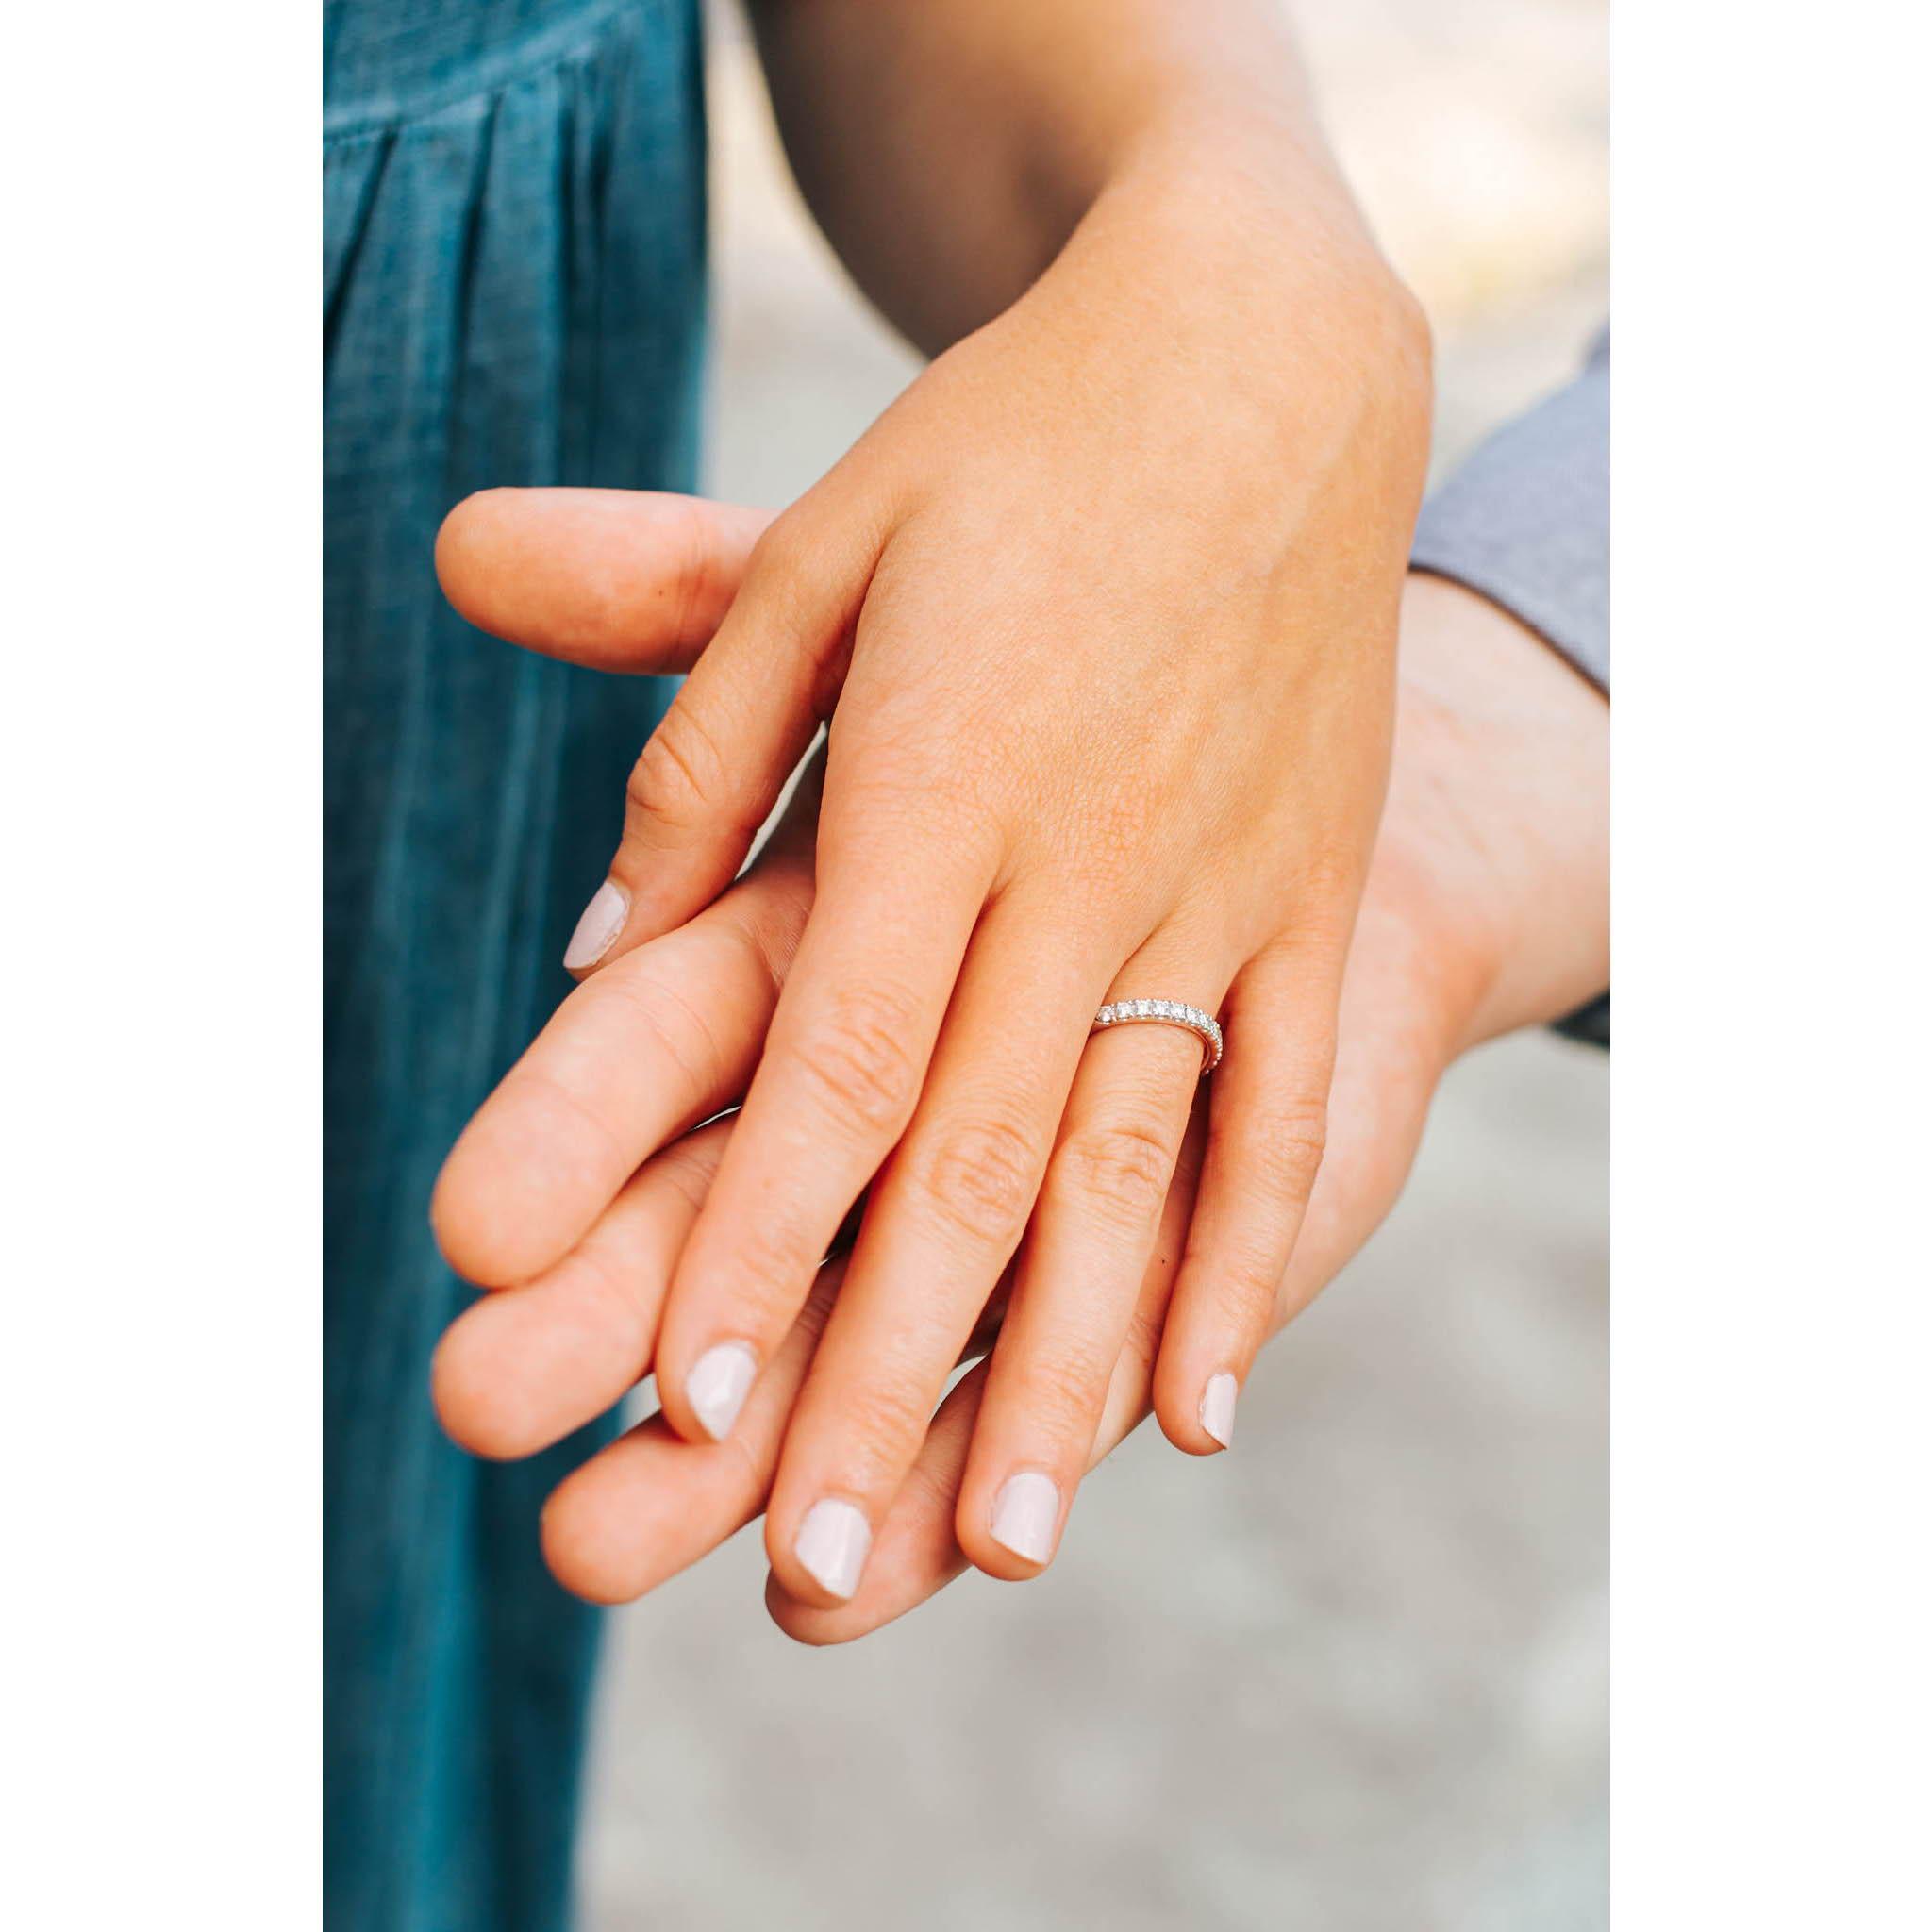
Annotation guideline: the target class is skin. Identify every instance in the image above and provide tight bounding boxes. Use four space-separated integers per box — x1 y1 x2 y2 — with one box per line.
430 496 1608 1641
436 0 1434 1607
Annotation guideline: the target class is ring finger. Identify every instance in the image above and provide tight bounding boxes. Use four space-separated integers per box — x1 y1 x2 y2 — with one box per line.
954 936 1229 1577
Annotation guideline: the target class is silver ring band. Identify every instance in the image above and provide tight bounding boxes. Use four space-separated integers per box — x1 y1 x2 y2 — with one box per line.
1091 999 1224 1074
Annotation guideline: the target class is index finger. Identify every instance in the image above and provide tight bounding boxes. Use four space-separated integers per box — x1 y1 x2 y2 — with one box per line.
647 757 1000 1443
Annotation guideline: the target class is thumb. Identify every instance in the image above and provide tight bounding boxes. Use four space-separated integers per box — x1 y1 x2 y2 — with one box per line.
435 488 774 675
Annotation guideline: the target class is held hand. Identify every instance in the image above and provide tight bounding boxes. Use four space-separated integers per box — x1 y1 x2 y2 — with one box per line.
441 221 1431 1604
431 494 1606 1635
437 887 1443 1629
429 757 1430 1619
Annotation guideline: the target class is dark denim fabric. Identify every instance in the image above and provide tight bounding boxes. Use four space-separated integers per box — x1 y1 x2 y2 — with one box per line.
325 6 705 1927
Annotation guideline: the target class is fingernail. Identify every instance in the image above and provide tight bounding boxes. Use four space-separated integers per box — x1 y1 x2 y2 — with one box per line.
562 880 628 970
685 1341 758 1441
990 1471 1060 1565
1200 1372 1239 1448
794 1498 872 1600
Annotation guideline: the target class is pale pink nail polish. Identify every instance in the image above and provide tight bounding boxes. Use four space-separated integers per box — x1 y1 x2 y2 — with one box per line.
562 880 628 970
990 1472 1060 1564
685 1341 758 1441
794 1498 872 1600
1200 1372 1239 1448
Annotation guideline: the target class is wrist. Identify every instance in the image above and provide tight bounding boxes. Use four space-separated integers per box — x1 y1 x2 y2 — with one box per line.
1372 575 1610 1060
1061 112 1432 409
1169 116 1426 356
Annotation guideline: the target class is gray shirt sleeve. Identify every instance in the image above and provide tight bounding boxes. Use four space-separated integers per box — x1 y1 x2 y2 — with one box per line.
1410 329 1610 1045
1411 329 1610 691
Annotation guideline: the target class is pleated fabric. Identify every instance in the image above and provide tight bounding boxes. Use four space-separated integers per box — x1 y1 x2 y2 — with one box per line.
324 7 705 1928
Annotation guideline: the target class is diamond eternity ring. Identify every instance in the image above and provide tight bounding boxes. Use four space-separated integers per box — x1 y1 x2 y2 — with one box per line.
1089 999 1224 1074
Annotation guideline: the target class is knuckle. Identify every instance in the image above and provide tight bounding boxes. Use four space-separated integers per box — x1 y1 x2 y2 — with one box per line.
911 1108 1041 1251
722 1193 823 1298
1291 842 1362 917
1051 848 1138 917
1232 1096 1330 1208
590 947 729 1097
1208 1241 1287 1324
828 731 991 844
1057 1116 1175 1228
1012 1333 1115 1429
745 506 817 586
718 879 808 999
826 1371 938 1477
626 703 734 835
1024 806 1160 916
791 980 925 1136
744 511 847 662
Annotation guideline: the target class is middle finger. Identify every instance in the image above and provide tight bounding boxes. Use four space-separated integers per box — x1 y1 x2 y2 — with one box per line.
759 881 1121 1605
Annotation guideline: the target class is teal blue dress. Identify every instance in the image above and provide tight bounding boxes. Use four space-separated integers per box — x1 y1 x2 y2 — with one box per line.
325 5 705 1926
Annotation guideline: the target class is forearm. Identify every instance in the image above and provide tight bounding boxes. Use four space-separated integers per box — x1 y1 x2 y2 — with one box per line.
748 0 1406 355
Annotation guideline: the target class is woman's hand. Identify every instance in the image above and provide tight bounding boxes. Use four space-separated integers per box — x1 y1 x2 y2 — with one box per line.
430 492 1607 1636
438 179 1430 1605
433 889 1427 1628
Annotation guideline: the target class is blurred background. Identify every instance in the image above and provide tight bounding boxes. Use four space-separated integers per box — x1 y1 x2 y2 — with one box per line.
583 1 1608 1924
